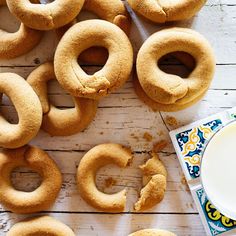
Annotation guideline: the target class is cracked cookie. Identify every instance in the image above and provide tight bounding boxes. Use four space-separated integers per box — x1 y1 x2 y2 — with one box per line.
77 143 133 212
134 152 167 211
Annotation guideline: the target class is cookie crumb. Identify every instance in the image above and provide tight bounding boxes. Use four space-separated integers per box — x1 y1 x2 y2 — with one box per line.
143 132 153 142
165 116 178 127
104 177 117 188
153 140 168 152
157 130 164 136
181 174 190 192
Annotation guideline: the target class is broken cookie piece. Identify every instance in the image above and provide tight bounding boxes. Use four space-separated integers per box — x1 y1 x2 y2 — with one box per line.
134 152 167 211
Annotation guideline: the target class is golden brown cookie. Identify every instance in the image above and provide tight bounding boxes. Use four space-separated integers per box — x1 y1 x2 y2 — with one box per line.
0 0 43 59
7 216 75 236
0 146 62 214
27 62 98 136
127 0 206 23
6 0 85 30
0 73 42 148
133 73 207 112
129 229 176 236
134 152 167 211
77 143 133 212
54 19 133 100
58 0 131 65
136 28 215 110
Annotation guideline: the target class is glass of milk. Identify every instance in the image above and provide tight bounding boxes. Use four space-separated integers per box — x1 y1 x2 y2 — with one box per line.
201 120 236 220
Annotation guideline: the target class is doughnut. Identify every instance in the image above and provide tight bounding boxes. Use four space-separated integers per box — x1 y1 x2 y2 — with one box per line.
0 73 42 148
27 62 98 136
136 28 215 110
0 0 43 59
57 0 131 65
129 229 176 236
77 143 133 212
0 146 62 213
134 152 167 211
7 216 75 236
54 19 133 100
6 0 85 30
127 0 206 23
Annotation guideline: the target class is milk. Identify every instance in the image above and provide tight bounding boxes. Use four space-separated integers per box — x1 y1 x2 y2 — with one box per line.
201 121 236 220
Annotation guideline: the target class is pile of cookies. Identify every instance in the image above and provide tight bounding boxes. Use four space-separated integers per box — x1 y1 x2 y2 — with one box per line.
0 0 215 235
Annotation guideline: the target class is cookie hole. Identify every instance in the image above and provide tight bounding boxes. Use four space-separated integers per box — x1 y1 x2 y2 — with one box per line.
78 47 109 67
0 95 19 124
11 167 42 192
158 51 196 78
0 6 20 33
48 80 74 109
30 0 54 4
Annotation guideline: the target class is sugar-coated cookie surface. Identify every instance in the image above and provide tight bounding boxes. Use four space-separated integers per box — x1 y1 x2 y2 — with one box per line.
27 62 98 136
54 19 133 100
134 152 167 211
77 143 133 212
0 73 42 148
0 0 43 59
7 216 75 236
0 146 62 213
127 0 206 23
129 229 176 236
6 0 85 30
136 27 215 111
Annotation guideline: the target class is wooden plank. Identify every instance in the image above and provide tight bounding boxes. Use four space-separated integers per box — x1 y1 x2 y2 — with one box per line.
0 212 205 236
0 4 235 66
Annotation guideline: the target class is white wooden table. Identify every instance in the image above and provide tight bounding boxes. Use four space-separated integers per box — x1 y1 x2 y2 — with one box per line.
0 0 235 235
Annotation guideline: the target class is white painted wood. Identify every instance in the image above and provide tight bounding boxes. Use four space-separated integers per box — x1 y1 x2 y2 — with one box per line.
0 212 205 236
0 0 235 235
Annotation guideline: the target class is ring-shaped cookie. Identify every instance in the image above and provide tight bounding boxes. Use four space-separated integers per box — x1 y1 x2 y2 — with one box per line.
136 28 215 106
0 73 42 148
77 143 133 212
54 19 133 99
6 0 85 30
0 146 62 213
7 216 75 236
0 0 43 59
58 0 131 65
127 0 206 23
27 62 98 136
129 229 176 236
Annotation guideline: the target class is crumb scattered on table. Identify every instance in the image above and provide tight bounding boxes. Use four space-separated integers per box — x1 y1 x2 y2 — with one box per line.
152 140 168 152
181 174 190 192
165 116 178 127
143 132 153 142
104 177 117 188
